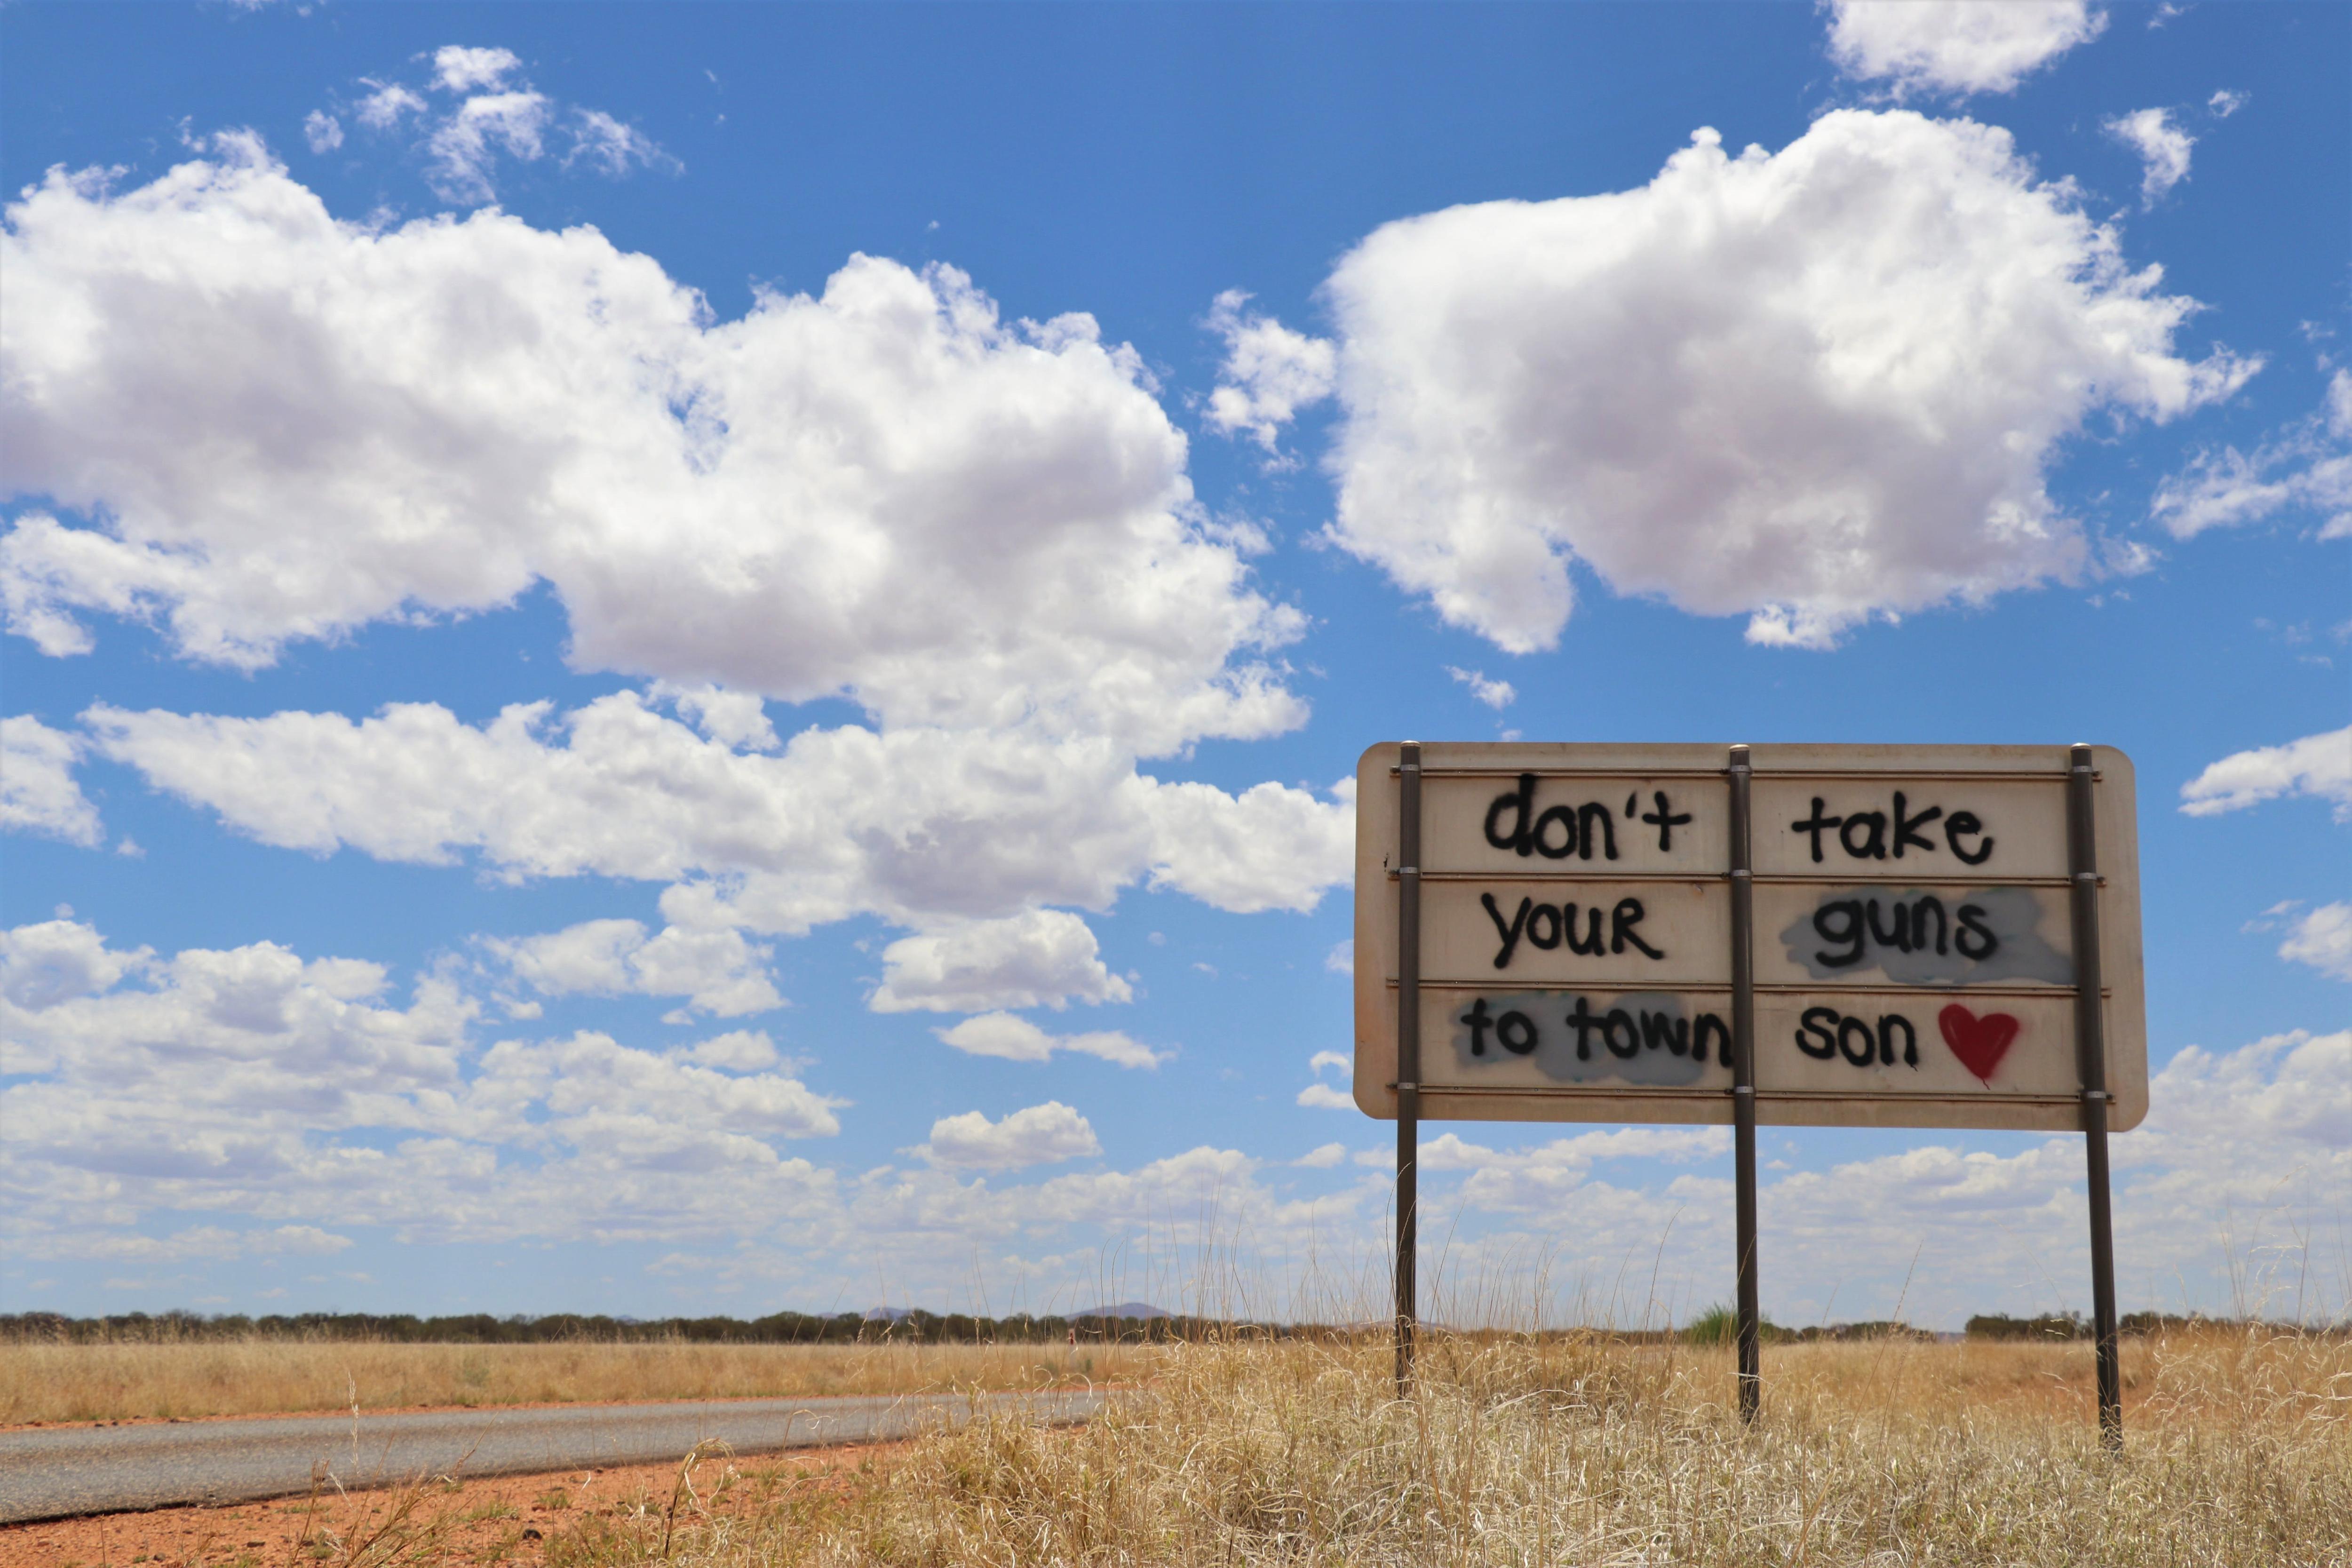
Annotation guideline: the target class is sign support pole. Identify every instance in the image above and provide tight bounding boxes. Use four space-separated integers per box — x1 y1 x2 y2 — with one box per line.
1728 744 1760 1423
2066 742 2123 1449
1395 741 1422 1398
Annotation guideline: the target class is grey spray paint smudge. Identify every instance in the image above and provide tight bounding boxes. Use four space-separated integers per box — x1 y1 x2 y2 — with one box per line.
1451 991 1718 1086
1779 886 2072 986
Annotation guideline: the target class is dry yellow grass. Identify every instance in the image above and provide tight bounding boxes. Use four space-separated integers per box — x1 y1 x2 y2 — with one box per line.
516 1327 2352 1567
0 1337 1155 1425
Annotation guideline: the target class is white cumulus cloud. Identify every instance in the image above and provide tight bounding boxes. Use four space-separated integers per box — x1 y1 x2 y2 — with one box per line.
921 1102 1101 1170
0 145 1302 755
485 918 783 1018
933 1012 1167 1070
1143 774 1356 915
568 109 679 179
1298 1048 1354 1107
77 695 1351 998
431 45 523 93
425 89 552 204
1823 0 2106 97
2279 903 2352 982
326 48 671 205
1202 289 1336 458
479 1028 843 1145
1406 1028 2347 1325
18 1225 357 1264
354 81 427 130
2152 370 2352 541
1422 1127 1730 1212
871 910 1131 1014
674 1029 782 1071
2178 725 2352 820
1446 667 1515 709
0 146 1353 996
2110 1029 2350 1288
0 919 847 1251
1 715 102 847
2106 107 2193 205
1322 111 2255 653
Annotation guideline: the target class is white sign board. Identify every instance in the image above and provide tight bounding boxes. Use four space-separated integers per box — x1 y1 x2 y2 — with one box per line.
1353 743 2146 1131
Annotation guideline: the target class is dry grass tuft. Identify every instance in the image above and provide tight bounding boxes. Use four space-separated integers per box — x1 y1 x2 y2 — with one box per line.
0 1338 1152 1425
545 1326 2352 1566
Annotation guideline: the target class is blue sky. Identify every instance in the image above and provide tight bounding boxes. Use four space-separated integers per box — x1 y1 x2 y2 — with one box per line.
2 1 2344 1329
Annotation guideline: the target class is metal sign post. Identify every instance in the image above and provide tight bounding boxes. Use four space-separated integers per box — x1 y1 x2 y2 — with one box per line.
2066 743 2123 1448
1395 741 1422 1397
1728 745 1760 1423
1356 742 2145 1435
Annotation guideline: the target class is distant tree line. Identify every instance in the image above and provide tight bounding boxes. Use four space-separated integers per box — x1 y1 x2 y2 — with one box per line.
1781 1320 1939 1343
0 1309 1226 1345
1680 1305 1941 1346
1962 1311 2316 1340
4 1308 2326 1345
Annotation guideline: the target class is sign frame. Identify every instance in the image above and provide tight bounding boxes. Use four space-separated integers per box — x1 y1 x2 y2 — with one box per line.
1356 740 2137 1445
1354 742 2145 1131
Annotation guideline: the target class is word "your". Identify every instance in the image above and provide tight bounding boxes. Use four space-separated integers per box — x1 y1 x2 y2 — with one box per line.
1481 894 1665 967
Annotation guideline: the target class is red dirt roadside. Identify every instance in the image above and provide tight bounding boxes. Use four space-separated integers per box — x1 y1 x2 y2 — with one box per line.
0 1439 902 1568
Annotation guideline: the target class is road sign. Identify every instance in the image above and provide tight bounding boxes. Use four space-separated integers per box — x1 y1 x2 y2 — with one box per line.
1352 743 2145 1131
1359 741 2143 1443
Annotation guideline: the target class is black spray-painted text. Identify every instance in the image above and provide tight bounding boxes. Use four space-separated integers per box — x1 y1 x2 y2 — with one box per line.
1485 775 1695 860
1463 994 1731 1065
1788 793 1994 865
1481 893 1665 968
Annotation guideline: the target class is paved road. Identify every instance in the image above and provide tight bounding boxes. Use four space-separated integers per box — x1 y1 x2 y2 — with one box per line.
0 1390 1106 1523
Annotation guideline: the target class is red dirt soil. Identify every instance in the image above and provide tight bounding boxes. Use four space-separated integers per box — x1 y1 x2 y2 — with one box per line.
0 1439 904 1567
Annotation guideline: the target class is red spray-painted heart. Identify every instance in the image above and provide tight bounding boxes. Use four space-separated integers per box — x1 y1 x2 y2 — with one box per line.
1939 1004 2018 1085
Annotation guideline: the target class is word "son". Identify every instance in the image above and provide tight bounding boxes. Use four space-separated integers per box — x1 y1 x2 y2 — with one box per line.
1482 893 1665 967
1465 995 1732 1064
1485 774 1693 860
1789 794 1993 865
1795 1006 1919 1068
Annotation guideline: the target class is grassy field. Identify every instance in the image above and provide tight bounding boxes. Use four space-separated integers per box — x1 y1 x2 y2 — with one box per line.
11 1327 2345 1564
27 1326 2324 1568
0 1338 1154 1425
513 1326 2347 1567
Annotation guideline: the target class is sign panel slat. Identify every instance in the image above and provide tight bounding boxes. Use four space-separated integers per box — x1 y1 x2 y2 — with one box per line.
1754 882 2077 989
1414 879 1727 986
1420 774 1731 878
1751 777 2070 879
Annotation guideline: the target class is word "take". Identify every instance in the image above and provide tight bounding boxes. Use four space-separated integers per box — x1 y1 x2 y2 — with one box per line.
1789 794 1993 865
